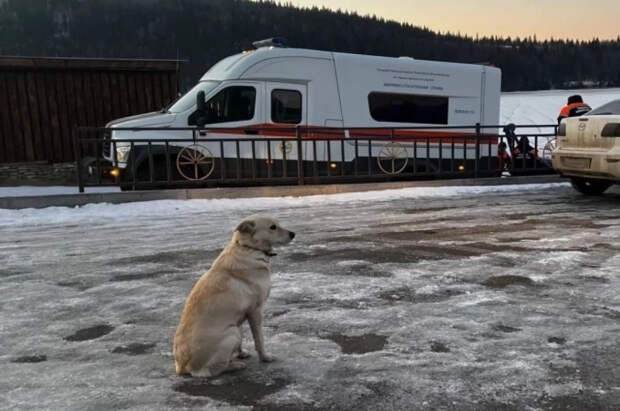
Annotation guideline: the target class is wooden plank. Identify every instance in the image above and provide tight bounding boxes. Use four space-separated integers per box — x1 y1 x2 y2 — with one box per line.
100 71 113 124
0 72 15 163
28 72 46 161
118 72 131 117
81 71 97 127
109 72 122 119
55 72 71 162
143 72 153 110
143 73 154 112
134 73 147 114
91 71 105 127
63 71 80 162
6 72 25 162
44 71 62 162
151 72 163 110
126 72 139 114
15 72 36 161
72 71 88 129
26 72 44 161
34 71 54 162
160 72 170 109
170 72 178 98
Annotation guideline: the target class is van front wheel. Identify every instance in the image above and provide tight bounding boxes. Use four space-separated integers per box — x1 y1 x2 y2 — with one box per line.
570 177 612 195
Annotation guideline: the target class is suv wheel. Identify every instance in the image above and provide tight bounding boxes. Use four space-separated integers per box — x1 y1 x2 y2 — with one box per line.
570 177 612 195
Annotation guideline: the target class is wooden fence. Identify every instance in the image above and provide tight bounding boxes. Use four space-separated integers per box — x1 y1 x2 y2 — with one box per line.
0 57 182 163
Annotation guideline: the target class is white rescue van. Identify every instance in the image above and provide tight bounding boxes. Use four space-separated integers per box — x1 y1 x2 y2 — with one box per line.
103 39 501 180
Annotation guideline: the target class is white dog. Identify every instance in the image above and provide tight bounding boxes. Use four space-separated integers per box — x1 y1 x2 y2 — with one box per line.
173 215 295 377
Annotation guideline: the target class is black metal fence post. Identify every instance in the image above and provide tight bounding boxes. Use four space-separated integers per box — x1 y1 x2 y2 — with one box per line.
474 123 481 178
73 126 84 193
296 126 304 185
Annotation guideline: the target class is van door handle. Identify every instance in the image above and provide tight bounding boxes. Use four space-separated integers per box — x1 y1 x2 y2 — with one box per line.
244 129 259 135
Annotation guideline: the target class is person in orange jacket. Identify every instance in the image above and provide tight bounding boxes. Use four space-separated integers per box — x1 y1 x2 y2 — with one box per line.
557 94 591 123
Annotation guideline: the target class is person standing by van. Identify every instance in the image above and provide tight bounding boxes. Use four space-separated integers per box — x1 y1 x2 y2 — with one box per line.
557 95 591 123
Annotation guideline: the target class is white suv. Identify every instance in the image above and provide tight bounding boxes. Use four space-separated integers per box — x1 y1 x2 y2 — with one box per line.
552 99 620 195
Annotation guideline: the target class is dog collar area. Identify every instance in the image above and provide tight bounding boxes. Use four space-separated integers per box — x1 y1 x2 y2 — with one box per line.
241 244 277 258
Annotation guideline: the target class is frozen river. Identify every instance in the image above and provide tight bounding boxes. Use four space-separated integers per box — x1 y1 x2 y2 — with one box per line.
1 183 620 410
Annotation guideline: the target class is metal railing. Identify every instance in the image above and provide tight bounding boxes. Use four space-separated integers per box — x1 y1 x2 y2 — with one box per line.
73 123 558 192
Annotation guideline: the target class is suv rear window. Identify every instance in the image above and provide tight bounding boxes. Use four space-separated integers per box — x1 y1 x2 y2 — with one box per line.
586 99 620 116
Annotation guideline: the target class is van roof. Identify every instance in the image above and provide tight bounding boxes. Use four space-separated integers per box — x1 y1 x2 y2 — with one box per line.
200 47 499 81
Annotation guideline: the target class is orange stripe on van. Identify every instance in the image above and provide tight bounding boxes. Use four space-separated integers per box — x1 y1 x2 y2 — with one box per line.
202 124 498 144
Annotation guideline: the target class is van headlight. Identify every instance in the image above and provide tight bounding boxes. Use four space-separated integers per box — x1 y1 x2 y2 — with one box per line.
115 146 131 162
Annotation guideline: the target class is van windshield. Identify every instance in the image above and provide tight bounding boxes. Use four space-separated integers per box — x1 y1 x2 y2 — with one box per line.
167 81 220 113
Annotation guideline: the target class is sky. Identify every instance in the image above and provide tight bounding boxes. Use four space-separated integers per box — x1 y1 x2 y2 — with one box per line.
285 0 620 41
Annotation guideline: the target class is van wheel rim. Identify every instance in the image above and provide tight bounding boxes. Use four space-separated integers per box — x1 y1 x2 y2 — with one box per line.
176 144 215 181
377 142 408 174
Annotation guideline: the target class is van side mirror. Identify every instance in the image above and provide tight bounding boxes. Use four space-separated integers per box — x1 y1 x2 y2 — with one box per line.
196 91 207 127
197 91 206 112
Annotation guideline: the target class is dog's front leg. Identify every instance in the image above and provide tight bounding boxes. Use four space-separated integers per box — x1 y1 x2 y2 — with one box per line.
247 308 273 362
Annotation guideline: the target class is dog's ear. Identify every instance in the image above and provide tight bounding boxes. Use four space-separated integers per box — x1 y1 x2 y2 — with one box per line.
235 220 256 235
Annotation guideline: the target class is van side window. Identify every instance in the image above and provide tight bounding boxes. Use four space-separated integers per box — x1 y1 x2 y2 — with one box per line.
271 89 302 124
368 92 448 124
189 86 256 125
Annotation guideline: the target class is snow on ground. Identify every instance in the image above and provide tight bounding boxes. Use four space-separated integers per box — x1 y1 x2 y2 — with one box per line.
0 183 566 227
2 183 620 410
500 87 620 132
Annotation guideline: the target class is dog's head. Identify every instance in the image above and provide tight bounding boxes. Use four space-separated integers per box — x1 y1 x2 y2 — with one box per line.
234 215 295 253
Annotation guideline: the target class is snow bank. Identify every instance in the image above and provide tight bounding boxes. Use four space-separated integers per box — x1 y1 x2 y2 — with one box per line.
0 183 567 227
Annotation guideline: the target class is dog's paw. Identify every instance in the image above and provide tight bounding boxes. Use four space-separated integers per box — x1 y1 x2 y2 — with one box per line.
259 353 275 363
227 361 247 372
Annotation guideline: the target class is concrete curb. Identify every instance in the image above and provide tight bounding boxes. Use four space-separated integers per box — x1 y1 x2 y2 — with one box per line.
0 175 566 210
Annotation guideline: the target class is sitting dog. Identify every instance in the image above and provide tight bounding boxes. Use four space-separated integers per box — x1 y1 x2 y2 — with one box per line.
173 215 295 377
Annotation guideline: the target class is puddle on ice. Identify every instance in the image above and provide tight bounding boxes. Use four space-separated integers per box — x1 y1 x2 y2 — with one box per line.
429 341 450 353
378 286 464 304
10 354 47 363
111 342 156 355
173 377 289 405
482 275 535 288
109 270 169 282
547 336 567 345
324 333 388 354
63 324 115 341
492 324 522 333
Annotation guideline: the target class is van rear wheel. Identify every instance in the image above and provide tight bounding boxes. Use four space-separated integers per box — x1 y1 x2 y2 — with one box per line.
570 177 612 195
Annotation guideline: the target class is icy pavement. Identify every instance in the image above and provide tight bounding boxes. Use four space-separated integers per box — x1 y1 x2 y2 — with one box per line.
1 183 620 410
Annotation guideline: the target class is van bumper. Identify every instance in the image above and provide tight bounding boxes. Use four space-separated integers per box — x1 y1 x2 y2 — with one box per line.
552 149 620 182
